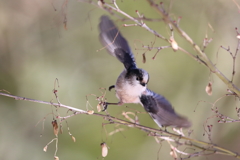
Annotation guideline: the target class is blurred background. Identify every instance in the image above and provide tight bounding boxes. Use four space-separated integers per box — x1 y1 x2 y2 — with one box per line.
0 0 240 159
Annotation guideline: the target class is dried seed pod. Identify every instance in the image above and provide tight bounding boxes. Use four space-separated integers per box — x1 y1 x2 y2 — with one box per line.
237 35 240 40
205 82 212 96
142 53 146 63
97 103 102 112
170 150 177 159
98 0 105 8
87 110 94 115
170 36 178 51
54 156 59 160
101 142 108 157
71 136 76 142
43 145 48 152
52 120 58 136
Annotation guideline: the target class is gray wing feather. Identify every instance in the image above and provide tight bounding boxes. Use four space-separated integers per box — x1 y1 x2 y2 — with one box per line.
99 16 136 70
140 89 191 128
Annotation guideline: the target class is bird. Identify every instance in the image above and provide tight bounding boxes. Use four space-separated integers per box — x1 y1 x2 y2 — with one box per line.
98 15 191 128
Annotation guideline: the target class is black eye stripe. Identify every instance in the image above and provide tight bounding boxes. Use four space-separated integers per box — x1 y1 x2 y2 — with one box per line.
126 68 148 83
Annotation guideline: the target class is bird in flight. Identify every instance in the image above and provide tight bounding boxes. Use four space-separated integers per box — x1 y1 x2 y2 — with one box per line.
98 15 191 128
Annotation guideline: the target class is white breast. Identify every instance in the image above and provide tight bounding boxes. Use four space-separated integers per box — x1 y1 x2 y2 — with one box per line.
115 71 146 104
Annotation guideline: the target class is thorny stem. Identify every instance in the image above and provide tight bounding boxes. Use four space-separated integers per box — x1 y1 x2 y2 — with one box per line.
0 92 240 159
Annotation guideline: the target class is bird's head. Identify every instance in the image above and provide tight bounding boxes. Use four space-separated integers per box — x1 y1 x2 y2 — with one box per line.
126 68 149 88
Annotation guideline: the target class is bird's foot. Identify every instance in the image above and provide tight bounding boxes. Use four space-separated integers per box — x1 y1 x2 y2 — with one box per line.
163 126 168 132
102 101 121 112
102 102 108 112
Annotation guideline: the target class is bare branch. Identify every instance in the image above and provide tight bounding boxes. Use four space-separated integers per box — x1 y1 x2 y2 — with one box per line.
0 91 240 159
146 0 240 97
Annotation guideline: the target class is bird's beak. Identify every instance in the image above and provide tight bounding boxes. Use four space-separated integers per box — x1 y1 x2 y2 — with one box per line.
140 82 146 87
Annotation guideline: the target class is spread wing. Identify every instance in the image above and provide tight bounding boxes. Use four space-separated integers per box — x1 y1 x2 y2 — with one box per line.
140 89 191 128
99 15 136 70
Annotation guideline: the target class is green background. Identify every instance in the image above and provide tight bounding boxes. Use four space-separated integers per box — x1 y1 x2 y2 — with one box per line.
1 0 240 159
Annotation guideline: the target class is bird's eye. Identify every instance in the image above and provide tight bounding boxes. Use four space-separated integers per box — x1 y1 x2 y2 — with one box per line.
136 77 139 81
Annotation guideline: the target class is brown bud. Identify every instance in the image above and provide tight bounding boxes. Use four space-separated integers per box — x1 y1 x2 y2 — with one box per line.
52 120 58 136
142 53 146 63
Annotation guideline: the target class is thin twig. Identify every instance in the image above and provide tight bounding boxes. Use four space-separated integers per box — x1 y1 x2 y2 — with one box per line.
0 92 240 159
146 0 240 97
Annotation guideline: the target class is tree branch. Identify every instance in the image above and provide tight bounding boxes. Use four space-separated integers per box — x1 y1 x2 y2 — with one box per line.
83 0 240 97
1 91 239 159
146 0 240 97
